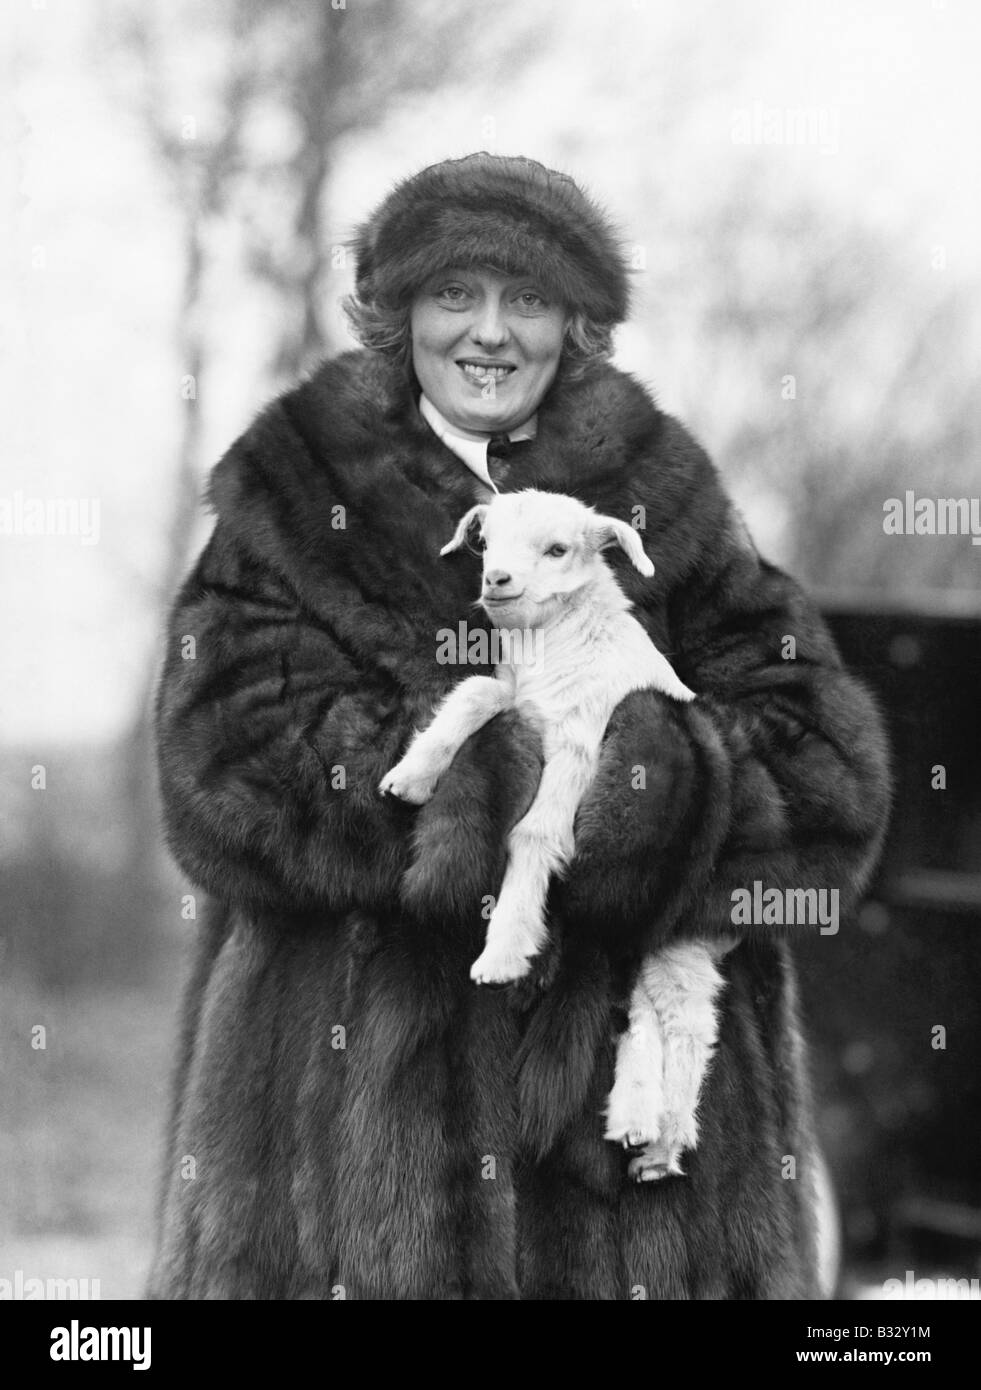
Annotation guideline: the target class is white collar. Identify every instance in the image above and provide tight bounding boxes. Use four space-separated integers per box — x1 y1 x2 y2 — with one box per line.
418 394 536 493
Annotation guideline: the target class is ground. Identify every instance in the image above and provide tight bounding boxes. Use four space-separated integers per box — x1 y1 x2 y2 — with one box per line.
0 968 181 1300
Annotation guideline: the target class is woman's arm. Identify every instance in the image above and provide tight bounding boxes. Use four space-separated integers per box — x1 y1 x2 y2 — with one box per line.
156 521 543 921
555 483 892 954
155 521 419 916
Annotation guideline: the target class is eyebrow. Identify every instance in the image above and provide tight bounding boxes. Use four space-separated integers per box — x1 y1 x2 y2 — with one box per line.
430 268 546 290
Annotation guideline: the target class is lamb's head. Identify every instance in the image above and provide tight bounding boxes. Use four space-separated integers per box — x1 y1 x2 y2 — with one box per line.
440 488 654 626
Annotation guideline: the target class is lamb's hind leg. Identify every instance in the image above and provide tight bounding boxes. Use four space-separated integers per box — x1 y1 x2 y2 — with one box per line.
604 988 666 1166
606 941 730 1181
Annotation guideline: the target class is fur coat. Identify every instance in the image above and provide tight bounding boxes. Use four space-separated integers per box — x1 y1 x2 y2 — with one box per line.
148 349 890 1300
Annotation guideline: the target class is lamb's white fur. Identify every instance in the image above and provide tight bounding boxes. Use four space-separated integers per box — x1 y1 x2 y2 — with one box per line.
380 489 730 1180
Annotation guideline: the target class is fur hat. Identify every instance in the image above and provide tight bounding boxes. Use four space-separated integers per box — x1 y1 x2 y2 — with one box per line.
352 153 630 326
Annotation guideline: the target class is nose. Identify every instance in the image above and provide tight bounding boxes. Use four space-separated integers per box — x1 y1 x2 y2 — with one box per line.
470 298 509 350
483 568 512 590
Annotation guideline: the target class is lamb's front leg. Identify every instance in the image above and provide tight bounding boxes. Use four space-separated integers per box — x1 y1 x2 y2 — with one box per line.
379 675 511 804
470 744 593 986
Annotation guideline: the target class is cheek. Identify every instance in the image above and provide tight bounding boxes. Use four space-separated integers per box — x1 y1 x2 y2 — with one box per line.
525 556 554 589
546 555 579 588
410 306 452 358
409 305 426 343
524 321 566 370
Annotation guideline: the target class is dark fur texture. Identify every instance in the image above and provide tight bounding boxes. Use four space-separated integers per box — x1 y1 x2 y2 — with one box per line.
148 350 891 1299
352 153 631 323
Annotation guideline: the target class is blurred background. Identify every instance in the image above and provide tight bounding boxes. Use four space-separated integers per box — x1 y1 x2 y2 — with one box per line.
1 0 979 1299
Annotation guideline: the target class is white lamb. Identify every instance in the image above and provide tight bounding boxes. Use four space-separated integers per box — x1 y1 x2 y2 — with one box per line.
380 489 731 1180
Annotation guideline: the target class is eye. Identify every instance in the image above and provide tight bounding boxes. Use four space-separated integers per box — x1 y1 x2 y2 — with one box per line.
545 543 568 558
516 290 547 310
437 283 470 306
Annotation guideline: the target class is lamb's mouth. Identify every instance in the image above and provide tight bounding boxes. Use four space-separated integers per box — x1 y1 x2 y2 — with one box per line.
482 593 524 607
458 360 517 384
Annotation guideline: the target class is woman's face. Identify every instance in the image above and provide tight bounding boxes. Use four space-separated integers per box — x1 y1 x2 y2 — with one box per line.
410 267 569 433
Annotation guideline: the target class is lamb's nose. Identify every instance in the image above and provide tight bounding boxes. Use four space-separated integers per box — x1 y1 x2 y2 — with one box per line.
484 569 512 589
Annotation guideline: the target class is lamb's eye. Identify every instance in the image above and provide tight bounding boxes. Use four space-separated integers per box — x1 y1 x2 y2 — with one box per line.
545 543 568 558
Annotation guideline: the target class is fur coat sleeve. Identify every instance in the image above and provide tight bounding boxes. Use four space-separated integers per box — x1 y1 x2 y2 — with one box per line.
555 415 892 951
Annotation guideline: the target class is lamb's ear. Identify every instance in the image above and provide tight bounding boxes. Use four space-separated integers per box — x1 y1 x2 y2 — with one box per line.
439 504 488 556
590 515 655 577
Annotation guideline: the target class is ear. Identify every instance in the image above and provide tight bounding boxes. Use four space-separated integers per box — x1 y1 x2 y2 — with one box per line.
590 515 655 577
439 504 488 556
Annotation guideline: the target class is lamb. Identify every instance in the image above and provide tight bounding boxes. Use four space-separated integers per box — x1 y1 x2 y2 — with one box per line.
380 488 731 1180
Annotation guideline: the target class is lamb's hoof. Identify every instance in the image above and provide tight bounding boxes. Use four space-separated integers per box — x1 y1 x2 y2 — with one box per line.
604 1098 665 1151
378 765 436 804
627 1140 686 1183
470 948 532 987
629 1157 674 1183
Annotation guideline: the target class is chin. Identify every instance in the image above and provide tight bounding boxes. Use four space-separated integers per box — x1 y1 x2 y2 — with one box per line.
484 600 539 629
457 398 517 429
441 377 531 428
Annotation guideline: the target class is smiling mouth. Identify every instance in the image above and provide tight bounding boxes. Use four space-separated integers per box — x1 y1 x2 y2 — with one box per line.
482 592 524 606
457 359 517 384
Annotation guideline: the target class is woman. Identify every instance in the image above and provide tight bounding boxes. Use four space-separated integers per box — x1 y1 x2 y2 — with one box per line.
148 154 890 1299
